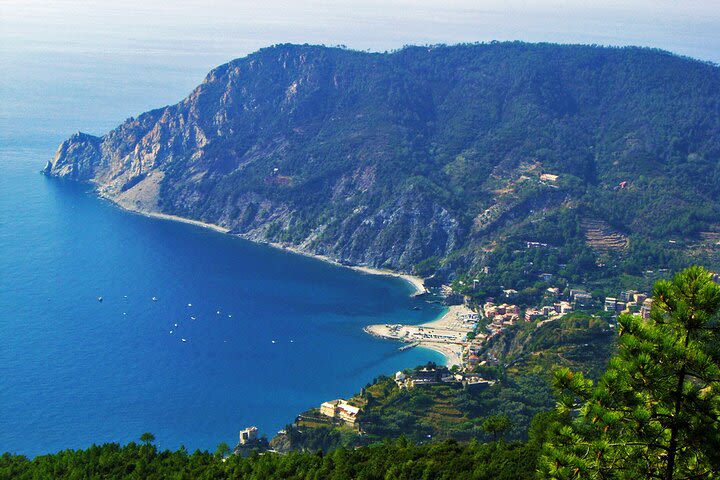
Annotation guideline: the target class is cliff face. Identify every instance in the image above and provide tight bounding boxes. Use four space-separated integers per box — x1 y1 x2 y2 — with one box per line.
45 43 720 274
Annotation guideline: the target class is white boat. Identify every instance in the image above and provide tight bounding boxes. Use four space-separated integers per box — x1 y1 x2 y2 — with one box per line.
181 338 187 342
152 296 158 301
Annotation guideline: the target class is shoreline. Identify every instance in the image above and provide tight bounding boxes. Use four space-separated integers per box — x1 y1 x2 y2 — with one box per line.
364 304 476 367
101 197 459 362
103 198 426 296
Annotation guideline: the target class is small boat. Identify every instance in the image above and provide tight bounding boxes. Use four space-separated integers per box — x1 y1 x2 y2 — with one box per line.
228 314 232 318
152 296 158 302
216 310 221 315
271 340 276 344
190 316 196 320
174 323 178 327
170 330 173 334
181 338 187 342
187 303 192 307
97 297 103 302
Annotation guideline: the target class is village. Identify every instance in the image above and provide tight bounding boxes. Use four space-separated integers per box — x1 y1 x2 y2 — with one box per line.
238 268 692 452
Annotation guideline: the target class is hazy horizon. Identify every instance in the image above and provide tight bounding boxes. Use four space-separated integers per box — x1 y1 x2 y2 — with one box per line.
1 0 719 148
2 1 718 61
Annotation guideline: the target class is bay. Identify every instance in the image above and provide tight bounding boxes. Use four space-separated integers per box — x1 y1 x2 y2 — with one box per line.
0 147 443 456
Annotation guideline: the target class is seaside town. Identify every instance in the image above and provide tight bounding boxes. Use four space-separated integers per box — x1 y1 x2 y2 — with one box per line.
274 272 672 444
364 280 656 373
232 267 720 455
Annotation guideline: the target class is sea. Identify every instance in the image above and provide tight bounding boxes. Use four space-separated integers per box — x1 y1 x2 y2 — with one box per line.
0 48 444 457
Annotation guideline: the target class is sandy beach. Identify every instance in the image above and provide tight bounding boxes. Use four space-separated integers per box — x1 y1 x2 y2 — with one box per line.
263 243 427 296
134 210 231 234
365 304 477 367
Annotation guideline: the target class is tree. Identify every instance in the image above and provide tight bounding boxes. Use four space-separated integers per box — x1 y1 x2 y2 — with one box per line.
215 442 230 459
481 415 512 442
540 266 720 479
140 432 155 446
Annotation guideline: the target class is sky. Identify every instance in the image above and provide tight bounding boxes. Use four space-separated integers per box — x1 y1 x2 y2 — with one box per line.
0 0 718 146
1 0 719 62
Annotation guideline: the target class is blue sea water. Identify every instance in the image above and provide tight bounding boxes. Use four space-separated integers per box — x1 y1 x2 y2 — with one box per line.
0 50 445 456
0 149 444 456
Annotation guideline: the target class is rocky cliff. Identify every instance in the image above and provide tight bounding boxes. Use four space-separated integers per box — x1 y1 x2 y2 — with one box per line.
45 43 720 276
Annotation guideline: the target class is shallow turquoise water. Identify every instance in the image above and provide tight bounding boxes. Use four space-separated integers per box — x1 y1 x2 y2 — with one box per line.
0 148 443 456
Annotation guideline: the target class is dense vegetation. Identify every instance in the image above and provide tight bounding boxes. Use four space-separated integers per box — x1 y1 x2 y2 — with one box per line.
47 43 720 296
541 266 720 479
0 436 544 480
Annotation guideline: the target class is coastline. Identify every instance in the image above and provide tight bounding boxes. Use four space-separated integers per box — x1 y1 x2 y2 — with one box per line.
103 198 426 296
101 198 458 362
263 242 426 296
364 304 476 367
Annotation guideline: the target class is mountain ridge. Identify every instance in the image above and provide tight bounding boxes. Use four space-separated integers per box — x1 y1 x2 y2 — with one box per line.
44 42 720 282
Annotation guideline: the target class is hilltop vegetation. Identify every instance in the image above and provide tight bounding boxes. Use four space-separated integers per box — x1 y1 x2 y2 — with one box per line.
1 436 542 480
45 43 720 293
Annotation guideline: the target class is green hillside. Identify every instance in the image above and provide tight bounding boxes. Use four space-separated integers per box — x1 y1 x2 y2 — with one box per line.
45 43 720 293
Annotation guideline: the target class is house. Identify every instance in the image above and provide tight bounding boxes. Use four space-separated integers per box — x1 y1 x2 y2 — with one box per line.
604 297 618 312
454 373 496 391
573 293 593 307
239 426 258 445
540 173 559 182
234 426 269 457
569 289 589 300
620 290 638 302
555 301 573 314
640 298 653 320
524 308 543 321
539 273 553 282
320 399 361 426
336 403 360 425
320 400 341 417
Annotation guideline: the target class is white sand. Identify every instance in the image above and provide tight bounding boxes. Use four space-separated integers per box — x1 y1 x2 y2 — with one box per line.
364 304 476 367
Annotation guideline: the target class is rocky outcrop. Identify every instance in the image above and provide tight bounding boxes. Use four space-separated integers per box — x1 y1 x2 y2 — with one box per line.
45 132 102 181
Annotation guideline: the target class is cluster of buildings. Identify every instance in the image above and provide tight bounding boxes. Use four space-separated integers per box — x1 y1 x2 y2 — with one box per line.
483 288 597 329
394 365 495 392
319 399 360 426
604 290 653 319
482 302 521 336
524 300 573 321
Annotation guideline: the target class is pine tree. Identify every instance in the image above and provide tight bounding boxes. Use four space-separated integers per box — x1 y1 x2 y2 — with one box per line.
540 266 720 479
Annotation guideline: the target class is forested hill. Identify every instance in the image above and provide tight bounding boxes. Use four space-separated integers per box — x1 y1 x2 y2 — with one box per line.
45 42 720 281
